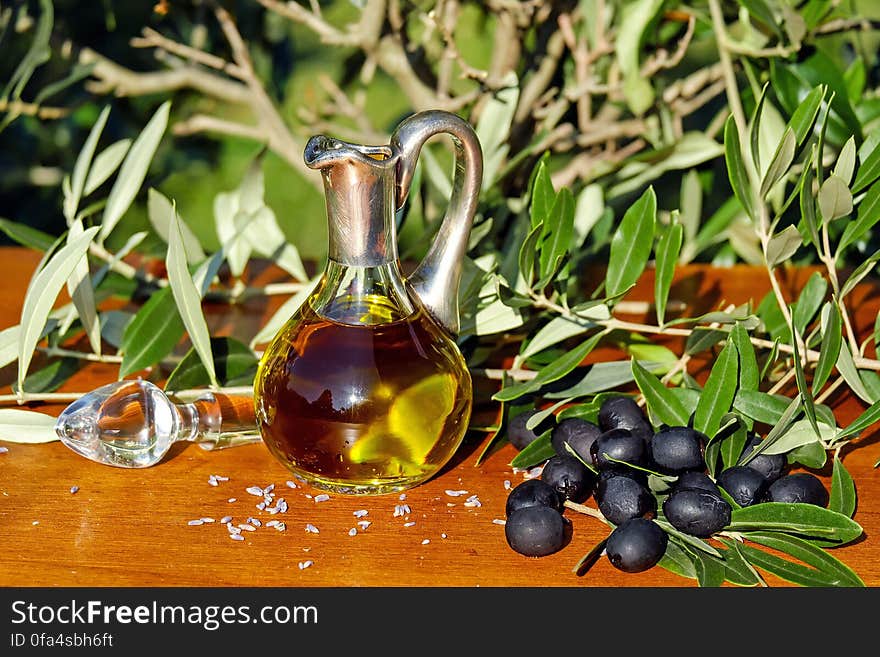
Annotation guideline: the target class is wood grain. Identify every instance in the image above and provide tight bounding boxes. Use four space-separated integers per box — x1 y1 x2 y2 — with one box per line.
1 246 879 587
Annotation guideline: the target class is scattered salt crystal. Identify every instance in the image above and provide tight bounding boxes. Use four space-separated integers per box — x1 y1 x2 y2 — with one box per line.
421 539 430 545
441 533 447 539
492 519 506 525
298 560 313 570
263 484 275 494
348 528 357 536
227 498 237 503
238 524 257 532
187 519 204 526
353 509 369 518
220 516 233 524
256 502 266 510
247 517 262 527
305 524 320 534
313 493 330 503
403 521 415 527
445 489 468 497
266 520 280 528
0 447 8 454
230 534 245 542
69 485 79 494
399 493 407 500
524 467 543 479
285 480 298 489
227 523 241 535
214 475 229 482
245 486 263 496
208 476 218 487
464 494 482 508
32 521 39 525
357 520 371 530
274 522 286 532
200 517 215 523
503 480 511 490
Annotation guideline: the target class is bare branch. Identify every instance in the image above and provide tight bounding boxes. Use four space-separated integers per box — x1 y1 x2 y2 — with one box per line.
131 27 247 80
172 114 267 142
0 99 69 120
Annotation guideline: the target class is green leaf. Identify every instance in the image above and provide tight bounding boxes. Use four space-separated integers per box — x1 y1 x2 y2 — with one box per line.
716 540 763 587
788 440 827 469
119 287 184 377
786 85 824 147
99 101 171 242
731 323 758 392
839 248 880 299
653 519 722 557
0 0 53 115
793 272 827 335
539 187 575 281
830 455 856 518
0 324 21 369
520 308 605 361
615 0 664 115
749 83 770 173
852 141 880 194
99 310 132 349
693 339 738 438
606 186 656 298
529 160 555 228
64 218 102 355
509 429 554 469
517 222 543 290
742 531 864 587
818 175 853 223
813 302 841 394
762 418 834 455
526 397 574 432
13 357 80 394
655 221 682 326
164 337 258 392
0 409 58 444
836 398 880 440
493 331 605 402
475 71 518 190
147 189 205 264
684 327 728 355
836 342 875 404
799 148 820 248
765 225 802 267
84 139 132 197
16 226 100 395
720 414 749 471
733 390 792 425
724 116 758 222
834 136 857 186
727 503 863 543
631 359 689 427
760 127 796 198
692 549 727 588
839 179 880 253
64 105 110 222
657 537 697 580
739 0 782 35
166 201 216 388
544 360 639 399
789 308 819 438
0 217 55 252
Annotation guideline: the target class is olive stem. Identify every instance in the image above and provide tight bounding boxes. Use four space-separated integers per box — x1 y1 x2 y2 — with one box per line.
563 499 608 523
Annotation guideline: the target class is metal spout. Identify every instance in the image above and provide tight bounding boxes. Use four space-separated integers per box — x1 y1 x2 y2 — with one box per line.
305 136 397 267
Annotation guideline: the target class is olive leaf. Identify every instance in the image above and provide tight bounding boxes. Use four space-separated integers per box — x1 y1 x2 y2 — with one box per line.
509 429 554 469
99 101 171 242
726 503 862 543
605 186 656 299
693 338 738 438
830 455 857 518
0 409 59 444
631 359 689 427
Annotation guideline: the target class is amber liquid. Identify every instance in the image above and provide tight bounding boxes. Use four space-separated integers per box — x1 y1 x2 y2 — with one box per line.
254 300 472 495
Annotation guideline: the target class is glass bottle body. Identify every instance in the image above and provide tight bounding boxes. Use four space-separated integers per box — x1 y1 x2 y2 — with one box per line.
254 261 473 495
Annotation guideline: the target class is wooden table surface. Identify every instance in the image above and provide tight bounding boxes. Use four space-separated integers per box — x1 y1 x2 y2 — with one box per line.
1 245 879 588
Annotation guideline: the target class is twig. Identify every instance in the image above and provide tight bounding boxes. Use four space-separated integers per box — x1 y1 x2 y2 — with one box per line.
131 27 247 80
0 99 70 120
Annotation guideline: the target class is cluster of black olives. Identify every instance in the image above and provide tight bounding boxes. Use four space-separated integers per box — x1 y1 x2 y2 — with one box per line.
504 396 830 575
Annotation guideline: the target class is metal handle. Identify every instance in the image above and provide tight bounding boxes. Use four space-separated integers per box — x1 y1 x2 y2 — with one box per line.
390 110 483 336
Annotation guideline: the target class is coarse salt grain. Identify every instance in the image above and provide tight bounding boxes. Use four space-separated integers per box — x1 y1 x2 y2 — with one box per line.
357 520 371 530
399 493 407 500
348 528 357 536
313 493 330 503
201 517 215 523
220 516 232 524
305 524 319 534
0 447 8 454
421 539 430 545
503 480 511 490
230 534 245 542
69 486 79 494
441 533 447 539
353 509 368 518
403 521 415 527
274 522 286 532
32 521 39 525
492 519 506 525
187 519 204 526
247 517 262 527
246 486 263 496
266 520 280 528
238 524 257 532
445 489 468 497
298 560 313 570
227 498 237 503
208 476 218 487
285 480 298 489
524 467 543 479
